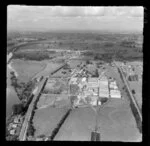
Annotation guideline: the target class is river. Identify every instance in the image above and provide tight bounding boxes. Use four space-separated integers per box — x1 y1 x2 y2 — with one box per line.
6 60 20 117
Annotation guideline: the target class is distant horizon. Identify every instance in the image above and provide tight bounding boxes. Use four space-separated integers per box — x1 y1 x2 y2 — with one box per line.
7 28 143 34
8 6 143 33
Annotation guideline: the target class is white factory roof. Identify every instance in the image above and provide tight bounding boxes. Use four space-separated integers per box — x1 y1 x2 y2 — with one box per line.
100 76 108 81
88 78 99 83
99 91 109 95
110 94 121 98
99 85 108 89
99 89 109 93
91 99 97 106
98 101 101 105
70 77 77 83
109 84 118 89
100 84 108 87
11 124 17 128
110 90 121 98
99 93 109 98
14 117 19 123
110 81 117 85
99 85 108 88
82 77 86 82
110 90 121 93
88 84 99 88
99 81 108 85
10 129 16 135
99 89 109 92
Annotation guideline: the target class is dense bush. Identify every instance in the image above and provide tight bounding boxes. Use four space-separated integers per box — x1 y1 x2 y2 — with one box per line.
92 69 99 77
6 135 18 141
27 122 35 136
13 51 50 61
12 103 25 115
104 42 114 47
100 98 108 104
10 71 36 102
70 95 77 105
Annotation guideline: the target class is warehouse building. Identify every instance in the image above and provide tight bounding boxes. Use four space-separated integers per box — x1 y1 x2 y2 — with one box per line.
110 90 121 98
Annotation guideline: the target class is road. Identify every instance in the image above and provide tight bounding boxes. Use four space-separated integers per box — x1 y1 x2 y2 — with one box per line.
19 77 48 141
19 59 68 141
113 61 142 121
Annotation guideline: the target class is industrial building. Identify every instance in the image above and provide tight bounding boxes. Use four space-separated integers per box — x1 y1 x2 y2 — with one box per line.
110 90 121 98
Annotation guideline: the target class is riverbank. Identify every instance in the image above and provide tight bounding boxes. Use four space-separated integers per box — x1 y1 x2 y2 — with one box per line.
7 62 20 117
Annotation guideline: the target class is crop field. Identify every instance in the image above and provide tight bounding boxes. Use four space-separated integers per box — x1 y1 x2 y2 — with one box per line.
105 66 130 101
54 107 96 141
52 68 71 77
37 94 57 109
68 59 85 69
8 32 143 62
34 62 63 79
37 93 69 109
11 59 46 82
128 81 142 109
97 100 142 141
55 98 141 141
105 66 124 90
33 106 69 137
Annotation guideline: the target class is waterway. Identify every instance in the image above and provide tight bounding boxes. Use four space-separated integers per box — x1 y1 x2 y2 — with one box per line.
6 61 20 117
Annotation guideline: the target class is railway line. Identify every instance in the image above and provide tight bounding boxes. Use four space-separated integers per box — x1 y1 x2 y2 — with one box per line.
113 61 142 133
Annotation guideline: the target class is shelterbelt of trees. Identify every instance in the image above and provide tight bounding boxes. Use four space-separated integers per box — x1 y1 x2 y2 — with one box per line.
13 51 50 61
10 71 37 115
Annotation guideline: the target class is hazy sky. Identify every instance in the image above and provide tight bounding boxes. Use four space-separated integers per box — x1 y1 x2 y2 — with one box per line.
7 5 144 32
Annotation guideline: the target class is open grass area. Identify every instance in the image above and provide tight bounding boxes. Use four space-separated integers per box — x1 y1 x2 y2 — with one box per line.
55 98 141 141
97 101 142 141
11 59 46 82
54 107 96 141
37 93 69 109
34 62 63 79
52 68 71 77
33 106 69 137
128 81 142 109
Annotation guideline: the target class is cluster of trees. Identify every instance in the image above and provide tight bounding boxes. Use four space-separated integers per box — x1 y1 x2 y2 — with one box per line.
63 64 70 70
12 103 26 115
129 99 142 133
120 40 141 48
27 121 35 137
70 95 77 106
100 97 108 104
83 51 94 57
26 80 45 138
13 51 50 61
21 80 36 101
10 71 26 101
43 83 64 94
104 42 114 47
6 131 18 141
94 53 113 62
6 115 17 141
92 69 99 77
10 71 36 102
49 108 72 140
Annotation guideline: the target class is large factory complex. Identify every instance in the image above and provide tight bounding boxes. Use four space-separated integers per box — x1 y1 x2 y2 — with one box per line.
69 68 121 108
7 50 142 141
